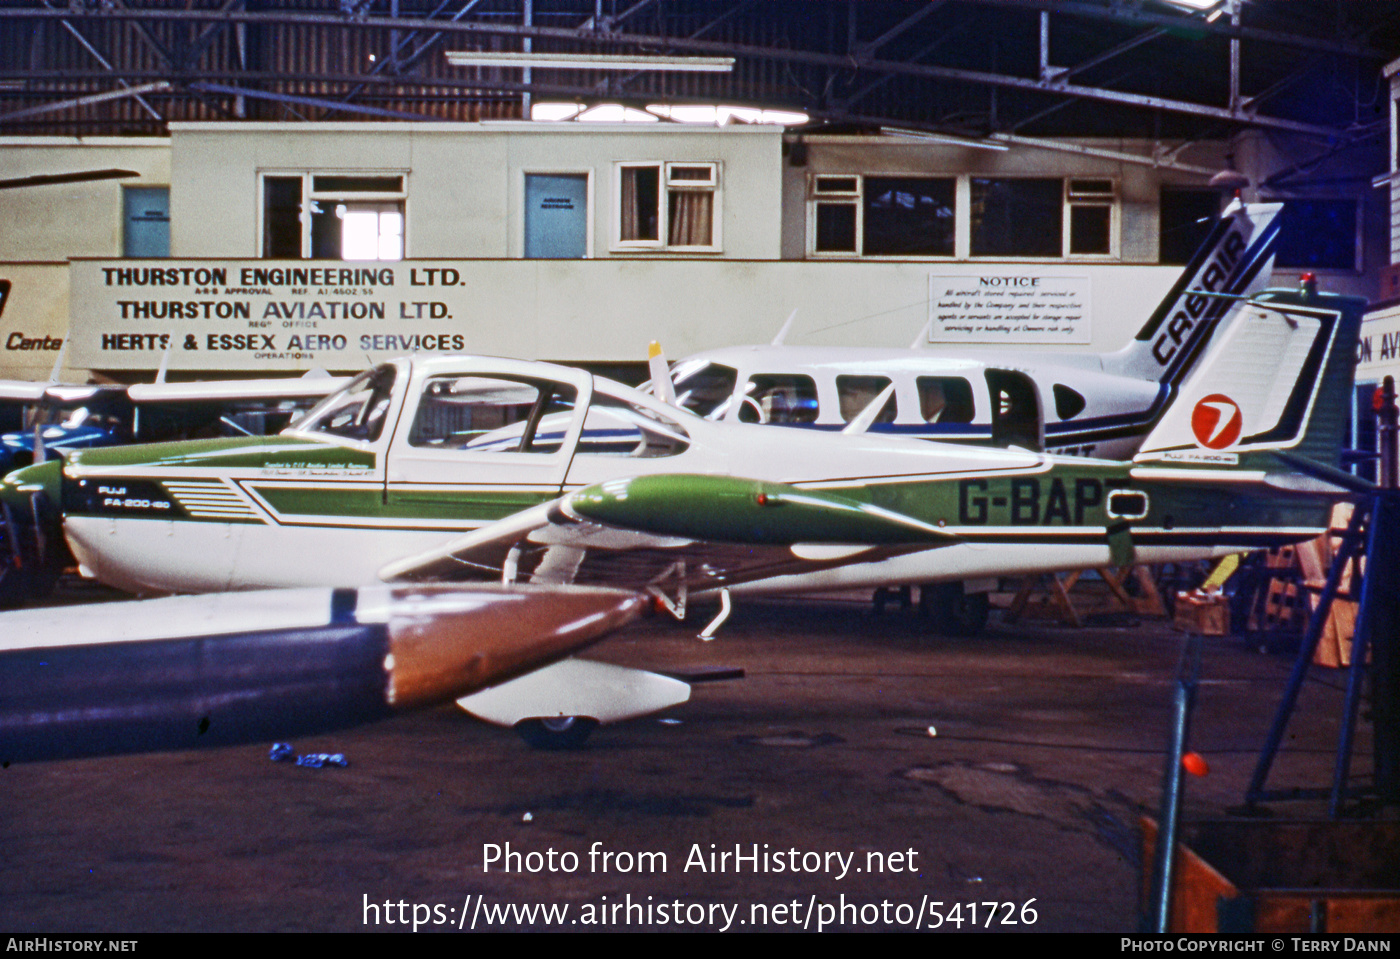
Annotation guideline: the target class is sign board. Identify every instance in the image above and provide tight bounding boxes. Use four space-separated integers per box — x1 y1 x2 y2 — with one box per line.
1358 304 1400 383
70 260 473 372
927 273 1091 344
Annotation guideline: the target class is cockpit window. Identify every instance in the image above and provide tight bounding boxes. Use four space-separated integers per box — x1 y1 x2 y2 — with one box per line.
739 374 818 425
836 375 896 423
296 364 398 442
576 393 690 457
669 360 738 419
408 375 577 454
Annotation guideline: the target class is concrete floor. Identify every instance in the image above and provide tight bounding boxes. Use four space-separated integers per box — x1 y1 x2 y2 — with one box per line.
0 588 1373 933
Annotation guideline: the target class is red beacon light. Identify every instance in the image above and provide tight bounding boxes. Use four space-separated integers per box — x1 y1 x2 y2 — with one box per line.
1299 272 1318 298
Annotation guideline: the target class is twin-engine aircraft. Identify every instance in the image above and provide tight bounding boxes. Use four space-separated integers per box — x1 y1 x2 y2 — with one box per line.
0 276 1367 746
658 200 1281 461
649 200 1280 627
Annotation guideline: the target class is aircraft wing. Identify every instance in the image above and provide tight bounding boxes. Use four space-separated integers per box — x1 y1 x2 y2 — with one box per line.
378 473 959 594
126 376 351 403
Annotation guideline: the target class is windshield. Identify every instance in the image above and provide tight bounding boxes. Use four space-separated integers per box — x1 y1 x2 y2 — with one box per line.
292 364 398 442
669 360 738 419
27 400 131 435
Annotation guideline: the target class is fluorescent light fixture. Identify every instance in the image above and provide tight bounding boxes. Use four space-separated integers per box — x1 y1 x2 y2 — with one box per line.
881 126 1010 151
447 51 735 72
1161 0 1222 9
532 101 809 126
576 103 658 123
647 104 810 126
531 102 585 121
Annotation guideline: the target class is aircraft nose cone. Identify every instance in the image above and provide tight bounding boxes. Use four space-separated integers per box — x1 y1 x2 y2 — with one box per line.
379 584 646 708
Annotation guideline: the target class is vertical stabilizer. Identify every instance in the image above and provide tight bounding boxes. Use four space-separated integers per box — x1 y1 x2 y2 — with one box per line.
1107 200 1282 385
1134 287 1366 470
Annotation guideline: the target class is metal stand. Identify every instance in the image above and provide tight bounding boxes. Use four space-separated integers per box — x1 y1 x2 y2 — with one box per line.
1148 633 1204 932
1245 377 1400 816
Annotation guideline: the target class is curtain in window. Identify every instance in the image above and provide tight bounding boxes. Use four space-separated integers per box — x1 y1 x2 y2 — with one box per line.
620 167 659 241
668 190 713 246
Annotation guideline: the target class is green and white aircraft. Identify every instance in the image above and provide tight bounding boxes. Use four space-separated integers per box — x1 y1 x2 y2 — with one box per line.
0 282 1366 744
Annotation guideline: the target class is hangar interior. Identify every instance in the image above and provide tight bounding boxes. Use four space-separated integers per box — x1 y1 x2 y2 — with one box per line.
1 1 1398 380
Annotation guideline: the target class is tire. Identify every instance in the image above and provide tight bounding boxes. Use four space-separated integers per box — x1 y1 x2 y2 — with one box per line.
514 716 598 750
920 582 990 637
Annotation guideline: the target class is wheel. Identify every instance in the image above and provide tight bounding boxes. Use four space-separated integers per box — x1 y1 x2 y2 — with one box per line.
514 716 598 750
920 582 990 637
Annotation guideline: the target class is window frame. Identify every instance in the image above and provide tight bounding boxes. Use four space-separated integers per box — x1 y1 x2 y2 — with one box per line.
258 170 409 261
612 160 722 253
808 173 1120 261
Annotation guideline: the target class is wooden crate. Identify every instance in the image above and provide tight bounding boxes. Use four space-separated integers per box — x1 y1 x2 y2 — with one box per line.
1142 817 1400 932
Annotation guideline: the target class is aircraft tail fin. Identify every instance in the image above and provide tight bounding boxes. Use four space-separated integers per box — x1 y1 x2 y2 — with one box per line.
1134 282 1367 472
1107 200 1282 385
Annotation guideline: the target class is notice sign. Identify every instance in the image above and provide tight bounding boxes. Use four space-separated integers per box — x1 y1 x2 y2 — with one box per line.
928 274 1091 345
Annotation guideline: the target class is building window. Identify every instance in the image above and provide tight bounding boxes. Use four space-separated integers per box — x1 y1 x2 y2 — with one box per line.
616 162 719 251
1066 179 1115 256
1271 198 1359 272
261 173 406 260
1159 188 1219 265
970 177 1117 259
864 177 956 256
811 175 1114 259
970 178 1062 257
811 176 860 253
809 175 955 257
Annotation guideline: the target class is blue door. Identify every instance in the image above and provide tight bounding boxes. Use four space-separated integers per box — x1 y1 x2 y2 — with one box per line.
123 187 170 258
524 174 588 259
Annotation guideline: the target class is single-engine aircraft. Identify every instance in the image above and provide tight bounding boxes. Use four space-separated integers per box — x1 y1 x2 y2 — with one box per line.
0 273 1365 746
0 373 347 605
0 582 644 763
656 200 1281 461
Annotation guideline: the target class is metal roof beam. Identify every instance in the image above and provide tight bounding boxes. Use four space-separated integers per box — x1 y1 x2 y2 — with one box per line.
38 0 163 121
957 0 1387 60
0 81 170 124
0 5 1358 138
852 1 945 60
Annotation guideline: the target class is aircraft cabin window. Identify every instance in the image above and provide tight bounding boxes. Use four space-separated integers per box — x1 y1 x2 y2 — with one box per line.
836 375 896 423
300 364 398 443
576 395 690 457
1053 384 1087 420
407 376 577 454
740 375 819 425
916 377 975 424
670 361 738 419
